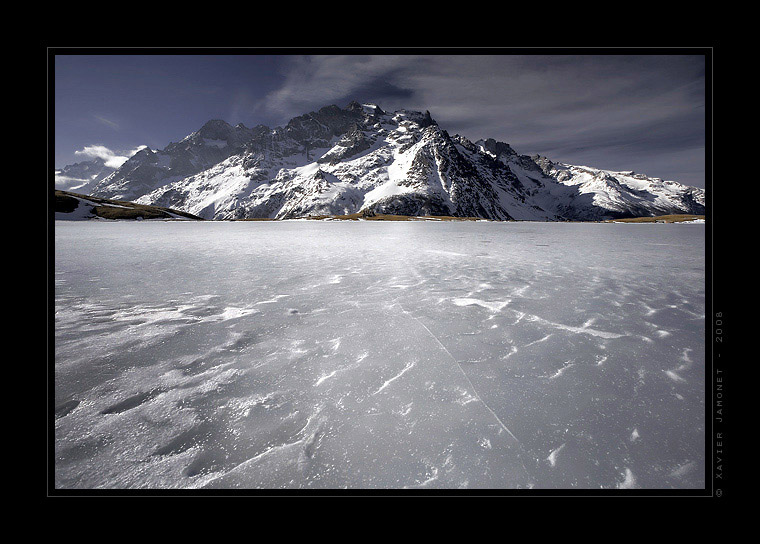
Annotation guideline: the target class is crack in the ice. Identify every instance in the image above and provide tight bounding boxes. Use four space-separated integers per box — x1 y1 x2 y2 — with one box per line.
373 360 415 395
394 302 521 444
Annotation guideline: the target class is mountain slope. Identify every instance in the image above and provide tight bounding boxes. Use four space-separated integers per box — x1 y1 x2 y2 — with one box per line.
55 190 203 221
87 120 268 202
81 101 704 221
55 157 116 193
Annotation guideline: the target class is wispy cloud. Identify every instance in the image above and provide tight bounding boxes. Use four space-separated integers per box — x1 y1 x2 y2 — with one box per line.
255 54 706 186
74 144 147 168
255 55 418 119
54 173 89 189
93 114 120 130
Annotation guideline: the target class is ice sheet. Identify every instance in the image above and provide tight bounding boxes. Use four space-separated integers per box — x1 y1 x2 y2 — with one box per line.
54 220 706 489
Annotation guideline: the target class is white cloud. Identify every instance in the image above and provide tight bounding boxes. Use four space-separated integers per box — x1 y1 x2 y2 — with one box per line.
54 172 89 190
74 144 147 168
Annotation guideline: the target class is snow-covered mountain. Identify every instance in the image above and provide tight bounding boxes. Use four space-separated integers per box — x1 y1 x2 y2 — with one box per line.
82 101 705 221
55 157 116 193
86 120 268 202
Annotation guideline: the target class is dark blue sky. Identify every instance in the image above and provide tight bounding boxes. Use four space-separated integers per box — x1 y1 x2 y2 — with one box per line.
55 53 706 187
55 55 285 163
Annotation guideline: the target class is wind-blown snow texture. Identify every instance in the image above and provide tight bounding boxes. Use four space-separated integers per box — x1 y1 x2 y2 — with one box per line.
84 102 704 221
54 221 705 489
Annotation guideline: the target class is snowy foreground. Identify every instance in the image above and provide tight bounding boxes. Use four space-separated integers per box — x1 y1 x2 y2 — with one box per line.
54 221 705 490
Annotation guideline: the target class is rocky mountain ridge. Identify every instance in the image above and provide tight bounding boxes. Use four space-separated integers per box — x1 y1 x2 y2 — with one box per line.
79 101 705 221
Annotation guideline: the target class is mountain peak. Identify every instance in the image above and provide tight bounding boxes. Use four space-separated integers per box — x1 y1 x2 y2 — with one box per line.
84 101 704 221
197 119 234 138
132 146 153 157
478 138 516 158
346 100 363 112
420 110 436 128
346 101 385 117
199 119 231 130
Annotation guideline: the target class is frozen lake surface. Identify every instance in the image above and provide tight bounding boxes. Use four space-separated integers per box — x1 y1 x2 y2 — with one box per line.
54 220 706 490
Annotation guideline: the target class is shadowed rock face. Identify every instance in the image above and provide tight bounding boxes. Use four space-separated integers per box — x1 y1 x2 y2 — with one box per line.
317 124 372 165
282 105 365 147
84 101 705 221
480 138 516 159
371 193 453 217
